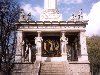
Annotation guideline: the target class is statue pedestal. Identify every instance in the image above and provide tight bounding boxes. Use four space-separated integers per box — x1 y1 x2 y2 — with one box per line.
61 53 68 61
36 53 41 61
78 55 89 63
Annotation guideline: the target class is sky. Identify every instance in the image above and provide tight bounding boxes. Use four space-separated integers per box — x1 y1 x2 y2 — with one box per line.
18 0 100 36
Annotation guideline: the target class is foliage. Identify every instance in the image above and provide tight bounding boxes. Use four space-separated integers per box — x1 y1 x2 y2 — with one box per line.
87 36 100 66
87 36 100 74
0 0 20 75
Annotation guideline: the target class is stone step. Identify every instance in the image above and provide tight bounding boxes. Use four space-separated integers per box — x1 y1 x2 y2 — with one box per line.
40 72 65 75
41 66 64 68
41 62 63 65
41 69 65 71
40 62 66 75
41 65 64 67
40 70 65 73
40 73 71 75
41 71 64 72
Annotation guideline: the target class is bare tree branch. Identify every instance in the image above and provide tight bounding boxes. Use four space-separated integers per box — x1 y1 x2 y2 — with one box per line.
0 0 20 75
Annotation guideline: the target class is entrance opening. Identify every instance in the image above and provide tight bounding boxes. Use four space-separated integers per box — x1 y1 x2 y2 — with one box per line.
22 32 37 63
66 32 80 61
42 36 61 57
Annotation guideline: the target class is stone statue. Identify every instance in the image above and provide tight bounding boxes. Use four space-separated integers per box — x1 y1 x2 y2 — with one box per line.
28 43 31 62
60 36 68 53
21 40 25 57
19 9 26 21
35 37 43 53
27 12 32 21
70 9 83 21
67 45 71 61
19 9 32 22
25 44 29 61
48 40 53 51
55 41 59 51
24 43 32 62
44 41 47 50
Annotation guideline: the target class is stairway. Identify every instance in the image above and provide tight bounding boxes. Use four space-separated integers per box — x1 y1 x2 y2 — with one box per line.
39 62 72 75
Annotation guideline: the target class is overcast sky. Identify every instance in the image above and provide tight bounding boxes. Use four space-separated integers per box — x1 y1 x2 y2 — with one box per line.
18 0 100 36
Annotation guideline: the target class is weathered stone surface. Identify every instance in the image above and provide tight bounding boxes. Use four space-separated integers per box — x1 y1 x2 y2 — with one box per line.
39 62 91 75
69 63 91 75
12 64 34 75
40 62 72 75
12 61 40 75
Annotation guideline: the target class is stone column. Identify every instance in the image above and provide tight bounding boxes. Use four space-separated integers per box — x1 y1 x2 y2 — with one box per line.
60 31 68 61
78 31 89 62
35 31 43 61
15 31 23 63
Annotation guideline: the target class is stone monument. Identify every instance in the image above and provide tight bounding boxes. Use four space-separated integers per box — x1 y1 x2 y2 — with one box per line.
12 0 91 75
40 0 62 21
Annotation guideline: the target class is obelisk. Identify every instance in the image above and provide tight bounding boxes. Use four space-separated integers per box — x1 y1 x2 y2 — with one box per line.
44 0 57 9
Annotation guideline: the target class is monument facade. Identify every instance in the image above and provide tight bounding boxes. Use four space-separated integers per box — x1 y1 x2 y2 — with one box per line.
12 0 91 75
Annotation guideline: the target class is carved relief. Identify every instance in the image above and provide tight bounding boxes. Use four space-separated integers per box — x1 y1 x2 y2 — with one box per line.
42 37 60 57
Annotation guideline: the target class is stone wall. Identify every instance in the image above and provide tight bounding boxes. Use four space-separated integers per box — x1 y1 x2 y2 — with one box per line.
69 63 91 75
12 64 34 75
12 61 40 75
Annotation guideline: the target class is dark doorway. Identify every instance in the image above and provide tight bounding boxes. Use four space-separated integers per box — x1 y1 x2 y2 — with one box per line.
66 32 79 61
23 32 37 62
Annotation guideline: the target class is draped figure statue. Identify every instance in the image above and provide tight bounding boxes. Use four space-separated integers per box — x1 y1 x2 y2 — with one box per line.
35 37 43 53
60 36 68 54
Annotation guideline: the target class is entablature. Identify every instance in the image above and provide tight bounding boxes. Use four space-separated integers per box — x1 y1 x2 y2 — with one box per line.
16 20 87 32
16 20 88 26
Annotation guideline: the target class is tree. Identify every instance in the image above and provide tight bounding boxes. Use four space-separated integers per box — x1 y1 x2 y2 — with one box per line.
87 36 100 75
0 0 19 75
